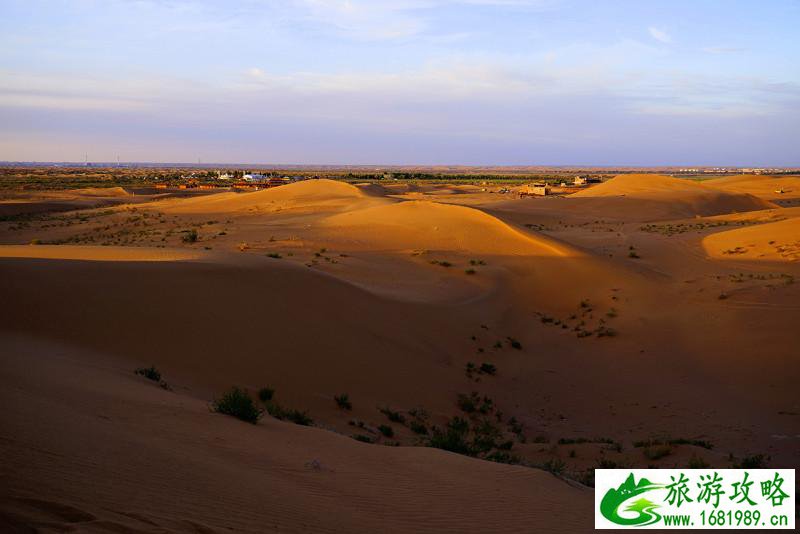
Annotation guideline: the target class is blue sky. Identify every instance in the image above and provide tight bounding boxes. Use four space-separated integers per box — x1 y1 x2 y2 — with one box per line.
1 0 798 165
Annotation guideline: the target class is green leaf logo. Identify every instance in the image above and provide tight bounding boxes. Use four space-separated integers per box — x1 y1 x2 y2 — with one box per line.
600 473 665 527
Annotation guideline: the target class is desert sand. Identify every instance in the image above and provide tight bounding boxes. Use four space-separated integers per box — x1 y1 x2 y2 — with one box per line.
1 174 799 532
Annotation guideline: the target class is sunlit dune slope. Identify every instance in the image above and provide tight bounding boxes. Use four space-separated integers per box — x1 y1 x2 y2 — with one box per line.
703 216 800 262
570 174 775 218
0 245 201 262
165 179 386 213
703 174 800 200
73 186 132 197
321 200 576 256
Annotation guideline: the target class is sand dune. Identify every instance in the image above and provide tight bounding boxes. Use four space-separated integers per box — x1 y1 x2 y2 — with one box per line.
0 188 134 218
0 254 470 418
2 175 800 532
570 174 775 220
321 200 576 256
73 186 132 197
704 174 800 200
354 182 392 197
572 174 713 197
166 179 385 214
703 216 800 262
0 334 592 533
0 245 202 262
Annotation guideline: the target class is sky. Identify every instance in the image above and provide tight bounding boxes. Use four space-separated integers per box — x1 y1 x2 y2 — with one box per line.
0 0 798 165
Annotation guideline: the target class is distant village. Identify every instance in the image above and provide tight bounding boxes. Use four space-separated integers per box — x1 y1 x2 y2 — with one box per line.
147 170 606 196
153 171 306 190
676 167 784 175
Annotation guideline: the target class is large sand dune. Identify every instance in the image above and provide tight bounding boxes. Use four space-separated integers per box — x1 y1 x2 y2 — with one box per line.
0 334 591 533
0 255 473 417
570 174 775 219
166 179 386 214
322 200 576 256
704 174 800 200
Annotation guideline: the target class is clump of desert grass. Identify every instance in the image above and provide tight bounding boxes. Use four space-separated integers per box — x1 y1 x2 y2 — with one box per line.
212 386 262 424
134 365 171 390
379 407 405 423
334 393 352 410
135 365 161 382
181 229 198 243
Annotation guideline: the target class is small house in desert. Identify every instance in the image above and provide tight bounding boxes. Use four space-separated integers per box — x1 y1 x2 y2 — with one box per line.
518 183 551 196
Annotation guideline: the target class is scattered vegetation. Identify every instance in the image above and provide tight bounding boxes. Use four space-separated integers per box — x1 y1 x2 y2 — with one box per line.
334 393 352 410
643 445 672 460
266 252 282 259
485 451 520 464
633 438 713 450
465 361 497 380
265 402 313 426
507 417 524 441
379 407 405 424
541 458 566 476
557 437 619 447
409 420 428 435
135 366 161 382
737 454 767 468
688 456 710 468
596 326 617 338
457 392 494 414
479 362 497 375
181 229 198 243
378 424 394 438
407 407 429 435
212 387 262 424
640 219 761 236
258 387 275 402
723 246 748 255
428 417 472 455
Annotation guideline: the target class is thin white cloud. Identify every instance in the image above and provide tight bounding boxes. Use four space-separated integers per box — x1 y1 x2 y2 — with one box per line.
648 26 671 44
292 0 556 40
702 46 745 54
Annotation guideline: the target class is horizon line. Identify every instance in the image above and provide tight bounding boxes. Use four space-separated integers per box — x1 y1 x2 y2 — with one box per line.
2 161 798 170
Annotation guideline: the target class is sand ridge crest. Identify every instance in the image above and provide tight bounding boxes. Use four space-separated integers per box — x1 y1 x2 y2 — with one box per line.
321 199 577 256
569 173 775 219
164 179 383 214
